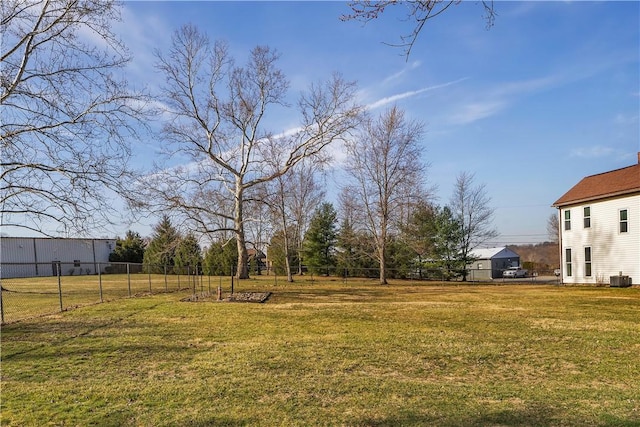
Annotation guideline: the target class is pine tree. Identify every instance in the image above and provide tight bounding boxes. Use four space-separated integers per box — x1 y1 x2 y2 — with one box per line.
303 202 338 275
335 218 377 277
203 241 237 276
143 215 180 273
109 230 146 263
175 233 202 274
432 206 464 280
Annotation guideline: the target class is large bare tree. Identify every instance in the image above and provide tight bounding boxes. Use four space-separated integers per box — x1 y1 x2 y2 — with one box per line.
449 171 498 280
261 157 326 282
341 0 496 59
1 0 150 235
148 25 361 279
547 213 559 244
342 106 427 284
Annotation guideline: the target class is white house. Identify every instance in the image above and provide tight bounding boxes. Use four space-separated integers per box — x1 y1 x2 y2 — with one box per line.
552 154 640 285
468 247 521 280
0 237 116 278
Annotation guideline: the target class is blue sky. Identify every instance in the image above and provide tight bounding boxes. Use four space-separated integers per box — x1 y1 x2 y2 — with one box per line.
10 1 639 244
120 1 639 244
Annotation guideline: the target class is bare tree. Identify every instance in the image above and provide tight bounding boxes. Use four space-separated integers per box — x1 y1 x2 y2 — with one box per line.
342 106 427 284
341 0 496 59
547 212 559 244
261 157 326 282
449 171 498 280
1 0 151 235
287 161 326 275
148 25 361 279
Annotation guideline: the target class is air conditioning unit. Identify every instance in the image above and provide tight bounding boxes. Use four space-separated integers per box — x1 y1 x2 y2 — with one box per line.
610 275 632 288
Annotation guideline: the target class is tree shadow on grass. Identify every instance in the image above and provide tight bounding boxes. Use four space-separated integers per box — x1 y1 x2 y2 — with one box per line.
1 301 168 361
355 403 561 427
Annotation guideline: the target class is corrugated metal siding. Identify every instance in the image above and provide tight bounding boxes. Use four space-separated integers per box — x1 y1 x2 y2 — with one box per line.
0 238 38 277
560 194 639 284
1 238 115 278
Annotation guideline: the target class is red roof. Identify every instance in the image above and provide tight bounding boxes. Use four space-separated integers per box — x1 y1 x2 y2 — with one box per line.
553 159 640 207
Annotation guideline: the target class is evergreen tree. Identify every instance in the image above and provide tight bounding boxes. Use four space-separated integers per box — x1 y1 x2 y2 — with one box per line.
203 241 237 276
432 206 464 280
303 202 338 275
143 215 180 273
175 233 203 274
387 236 416 279
109 230 146 263
402 202 437 279
335 218 378 277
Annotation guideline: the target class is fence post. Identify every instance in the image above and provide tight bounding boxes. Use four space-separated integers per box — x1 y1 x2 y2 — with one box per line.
148 265 152 293
230 265 234 295
164 265 168 291
98 262 103 303
57 261 63 312
189 266 194 296
1 280 5 324
127 263 131 297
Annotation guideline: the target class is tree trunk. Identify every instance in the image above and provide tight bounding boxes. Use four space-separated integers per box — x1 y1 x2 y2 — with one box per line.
235 180 249 279
282 226 293 282
236 236 249 279
378 240 387 285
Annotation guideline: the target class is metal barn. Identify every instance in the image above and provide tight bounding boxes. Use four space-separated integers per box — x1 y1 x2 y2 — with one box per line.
468 247 521 280
0 237 115 278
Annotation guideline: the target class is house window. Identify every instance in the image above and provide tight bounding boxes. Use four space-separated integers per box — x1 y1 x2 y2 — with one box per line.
74 260 81 267
564 210 571 231
565 248 572 277
584 247 592 277
620 209 628 233
583 206 591 228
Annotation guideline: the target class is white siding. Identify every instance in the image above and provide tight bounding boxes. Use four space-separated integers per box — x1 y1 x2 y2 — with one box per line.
559 194 640 284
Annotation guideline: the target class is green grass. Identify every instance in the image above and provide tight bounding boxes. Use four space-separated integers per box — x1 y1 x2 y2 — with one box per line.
1 273 226 323
2 278 639 426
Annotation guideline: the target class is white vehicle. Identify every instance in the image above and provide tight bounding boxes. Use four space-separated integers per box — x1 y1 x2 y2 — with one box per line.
503 266 528 278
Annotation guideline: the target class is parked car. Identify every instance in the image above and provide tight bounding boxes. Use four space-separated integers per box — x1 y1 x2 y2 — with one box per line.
503 266 528 278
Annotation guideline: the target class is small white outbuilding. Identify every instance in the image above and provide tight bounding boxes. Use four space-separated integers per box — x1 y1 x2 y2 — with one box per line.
467 247 521 280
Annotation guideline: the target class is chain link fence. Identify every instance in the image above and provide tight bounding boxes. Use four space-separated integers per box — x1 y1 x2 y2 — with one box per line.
0 262 234 324
1 262 560 324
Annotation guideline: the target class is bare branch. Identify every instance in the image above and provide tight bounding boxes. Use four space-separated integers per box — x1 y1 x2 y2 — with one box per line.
147 25 362 278
341 106 429 284
1 0 153 235
341 0 496 59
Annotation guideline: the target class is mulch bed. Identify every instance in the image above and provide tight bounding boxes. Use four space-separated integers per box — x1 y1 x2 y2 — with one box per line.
180 292 271 303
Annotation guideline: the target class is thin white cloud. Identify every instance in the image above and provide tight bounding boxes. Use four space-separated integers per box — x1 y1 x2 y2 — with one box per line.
614 112 639 125
570 145 615 159
381 60 422 85
445 74 565 125
367 77 469 110
448 100 507 125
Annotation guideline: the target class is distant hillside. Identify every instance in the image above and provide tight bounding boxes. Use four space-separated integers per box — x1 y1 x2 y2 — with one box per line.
508 242 559 271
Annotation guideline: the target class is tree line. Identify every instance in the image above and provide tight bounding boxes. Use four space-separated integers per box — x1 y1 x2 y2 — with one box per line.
111 164 497 285
3 1 497 285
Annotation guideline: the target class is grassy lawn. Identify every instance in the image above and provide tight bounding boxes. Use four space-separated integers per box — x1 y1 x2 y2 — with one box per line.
1 278 639 426
1 273 222 323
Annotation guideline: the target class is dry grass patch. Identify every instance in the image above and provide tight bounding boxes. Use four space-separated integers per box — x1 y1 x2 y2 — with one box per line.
2 281 639 426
